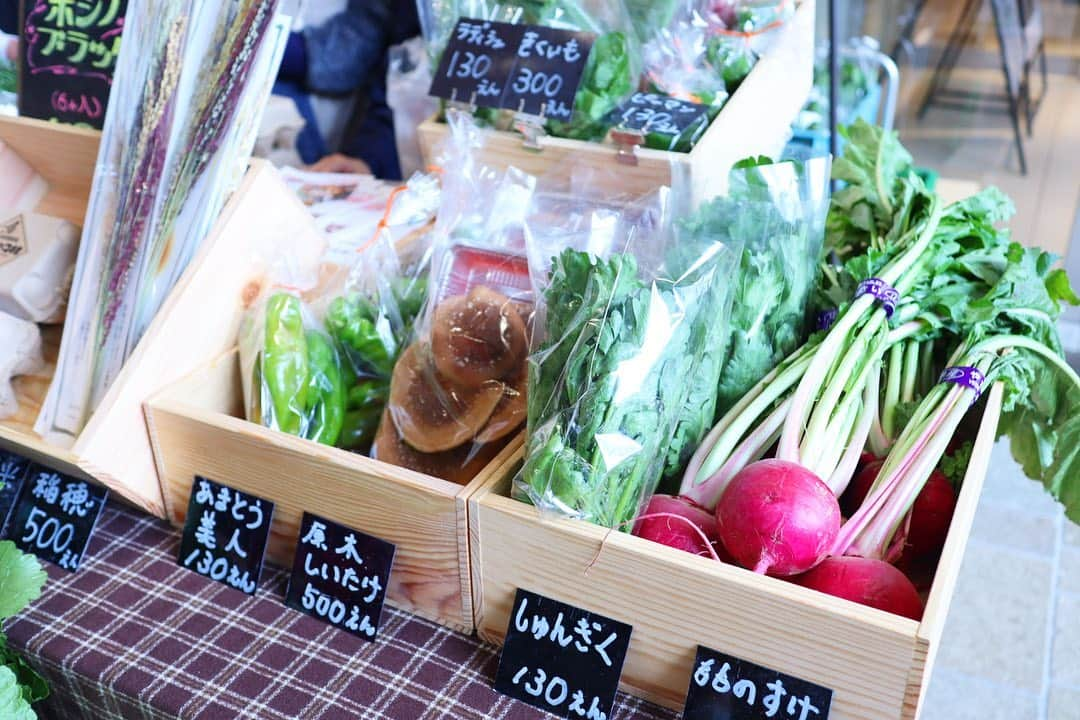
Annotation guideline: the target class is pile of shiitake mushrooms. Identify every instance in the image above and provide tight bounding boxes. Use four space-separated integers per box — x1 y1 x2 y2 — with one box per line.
374 286 529 483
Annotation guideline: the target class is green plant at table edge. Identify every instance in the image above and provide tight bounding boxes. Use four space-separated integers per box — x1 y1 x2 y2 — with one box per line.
0 484 49 719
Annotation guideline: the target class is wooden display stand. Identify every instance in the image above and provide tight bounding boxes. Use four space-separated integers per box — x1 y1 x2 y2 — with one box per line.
467 385 1003 719
0 114 309 517
145 165 522 632
418 0 816 204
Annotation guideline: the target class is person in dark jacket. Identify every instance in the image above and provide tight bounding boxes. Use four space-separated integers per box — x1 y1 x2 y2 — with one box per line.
1 0 18 61
278 0 421 180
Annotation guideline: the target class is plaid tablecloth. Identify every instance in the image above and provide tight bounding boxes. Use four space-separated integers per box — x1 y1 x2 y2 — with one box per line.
6 501 678 720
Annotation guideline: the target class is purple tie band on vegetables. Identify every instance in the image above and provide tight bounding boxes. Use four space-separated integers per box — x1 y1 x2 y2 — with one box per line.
816 308 838 331
938 366 985 396
854 278 899 318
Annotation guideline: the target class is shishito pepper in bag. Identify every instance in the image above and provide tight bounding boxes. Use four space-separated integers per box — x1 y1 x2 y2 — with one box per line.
303 330 347 445
261 293 309 435
243 290 348 446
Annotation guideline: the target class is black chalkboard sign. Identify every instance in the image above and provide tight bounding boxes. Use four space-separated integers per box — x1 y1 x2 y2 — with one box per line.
494 589 632 719
500 26 593 120
285 512 396 641
0 450 30 536
611 92 711 136
430 19 594 121
19 0 128 128
4 462 107 572
683 646 833 720
177 476 274 595
430 19 525 108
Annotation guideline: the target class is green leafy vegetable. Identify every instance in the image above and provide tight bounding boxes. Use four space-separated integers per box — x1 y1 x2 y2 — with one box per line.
0 542 46 621
0 666 37 720
547 31 634 141
0 538 49 718
520 237 737 528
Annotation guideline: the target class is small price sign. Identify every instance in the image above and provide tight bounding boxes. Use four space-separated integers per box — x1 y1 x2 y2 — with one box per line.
500 26 594 120
0 450 30 535
683 646 833 720
285 512 396 642
4 461 107 572
430 20 524 108
429 19 594 121
177 476 274 595
610 92 712 136
494 589 632 719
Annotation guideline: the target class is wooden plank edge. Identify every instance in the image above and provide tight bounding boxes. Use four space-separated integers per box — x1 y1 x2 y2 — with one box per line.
461 434 525 634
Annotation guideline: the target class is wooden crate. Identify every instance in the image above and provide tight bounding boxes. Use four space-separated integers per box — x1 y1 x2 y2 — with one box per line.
147 348 525 632
468 384 1003 719
418 0 815 203
0 115 319 516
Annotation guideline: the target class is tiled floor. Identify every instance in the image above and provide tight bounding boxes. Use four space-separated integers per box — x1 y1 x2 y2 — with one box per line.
879 2 1080 718
921 442 1078 720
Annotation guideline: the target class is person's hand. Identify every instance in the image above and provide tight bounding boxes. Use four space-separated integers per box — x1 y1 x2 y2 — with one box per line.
3 36 18 63
309 153 371 175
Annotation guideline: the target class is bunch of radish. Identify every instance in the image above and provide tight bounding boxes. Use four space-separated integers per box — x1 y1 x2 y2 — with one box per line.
632 121 1080 620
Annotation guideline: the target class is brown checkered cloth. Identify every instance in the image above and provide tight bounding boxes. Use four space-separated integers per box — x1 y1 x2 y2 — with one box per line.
6 501 678 720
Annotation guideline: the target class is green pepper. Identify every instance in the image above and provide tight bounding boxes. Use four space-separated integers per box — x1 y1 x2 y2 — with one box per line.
325 295 396 377
263 293 308 435
347 379 389 411
337 407 383 453
303 331 346 446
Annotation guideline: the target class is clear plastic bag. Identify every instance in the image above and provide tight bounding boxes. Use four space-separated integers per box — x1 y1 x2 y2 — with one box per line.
239 169 443 455
642 13 731 107
325 222 434 455
515 182 743 529
373 112 536 483
387 37 439 180
696 156 831 417
239 288 348 447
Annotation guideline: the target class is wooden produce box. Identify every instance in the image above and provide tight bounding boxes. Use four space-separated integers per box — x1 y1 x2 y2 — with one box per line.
469 384 1003 719
0 113 306 516
145 179 524 633
418 0 815 203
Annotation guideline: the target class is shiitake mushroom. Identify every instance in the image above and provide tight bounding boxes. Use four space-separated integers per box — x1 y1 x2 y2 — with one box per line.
388 343 503 453
372 409 501 485
475 364 527 444
431 286 527 387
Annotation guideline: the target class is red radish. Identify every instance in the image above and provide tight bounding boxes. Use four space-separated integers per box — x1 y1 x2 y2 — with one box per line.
633 495 726 560
842 459 884 517
716 460 841 576
899 470 957 559
791 556 924 620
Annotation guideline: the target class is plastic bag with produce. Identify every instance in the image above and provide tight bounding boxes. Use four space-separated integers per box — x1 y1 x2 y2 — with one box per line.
515 178 743 529
373 111 537 483
688 155 831 418
325 219 434 455
239 288 348 447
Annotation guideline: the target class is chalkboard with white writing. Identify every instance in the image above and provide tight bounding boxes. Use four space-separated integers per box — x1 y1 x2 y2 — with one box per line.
4 461 107 572
0 450 29 536
19 0 128 128
285 512 396 642
683 645 833 720
429 18 594 121
494 589 632 719
177 476 274 596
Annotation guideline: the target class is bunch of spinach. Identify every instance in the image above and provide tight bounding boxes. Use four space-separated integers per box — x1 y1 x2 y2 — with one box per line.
519 236 738 529
684 158 827 420
0 506 48 720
